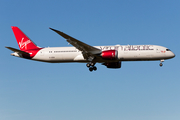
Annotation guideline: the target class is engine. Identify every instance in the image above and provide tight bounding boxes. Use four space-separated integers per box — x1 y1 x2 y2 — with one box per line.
102 62 122 68
101 50 118 60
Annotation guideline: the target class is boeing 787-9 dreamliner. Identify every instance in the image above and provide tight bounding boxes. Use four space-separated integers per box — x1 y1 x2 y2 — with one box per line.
6 26 175 72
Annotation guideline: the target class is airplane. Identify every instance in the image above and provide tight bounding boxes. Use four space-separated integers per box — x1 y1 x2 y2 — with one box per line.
6 26 175 72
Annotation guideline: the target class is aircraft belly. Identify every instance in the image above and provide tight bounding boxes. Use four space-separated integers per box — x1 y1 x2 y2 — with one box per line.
120 51 161 61
32 51 83 62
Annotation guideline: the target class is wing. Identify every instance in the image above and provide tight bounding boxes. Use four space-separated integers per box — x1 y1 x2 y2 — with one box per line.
50 28 102 61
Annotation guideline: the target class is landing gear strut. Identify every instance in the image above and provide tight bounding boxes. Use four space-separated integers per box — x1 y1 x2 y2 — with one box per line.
86 63 97 72
159 59 164 67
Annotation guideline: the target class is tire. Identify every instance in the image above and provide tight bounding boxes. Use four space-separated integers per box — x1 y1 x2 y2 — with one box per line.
93 66 97 71
89 67 93 72
160 63 163 67
86 63 90 68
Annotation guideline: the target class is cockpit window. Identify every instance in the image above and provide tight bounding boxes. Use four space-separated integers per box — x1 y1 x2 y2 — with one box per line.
166 49 171 51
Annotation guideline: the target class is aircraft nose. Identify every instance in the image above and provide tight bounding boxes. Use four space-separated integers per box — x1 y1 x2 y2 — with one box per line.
171 51 175 58
173 53 175 58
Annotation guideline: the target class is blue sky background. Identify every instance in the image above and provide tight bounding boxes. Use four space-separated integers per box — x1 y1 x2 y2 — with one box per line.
0 0 180 120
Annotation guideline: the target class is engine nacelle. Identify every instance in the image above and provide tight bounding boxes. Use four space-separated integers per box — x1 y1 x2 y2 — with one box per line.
103 62 121 68
101 50 118 60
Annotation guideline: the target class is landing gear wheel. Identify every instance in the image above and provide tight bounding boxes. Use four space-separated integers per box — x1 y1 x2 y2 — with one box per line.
87 62 97 72
159 59 164 67
159 63 163 67
93 66 97 71
86 63 91 68
91 62 95 66
89 67 93 72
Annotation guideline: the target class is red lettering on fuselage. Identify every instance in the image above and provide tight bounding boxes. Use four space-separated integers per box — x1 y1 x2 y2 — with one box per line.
100 45 154 51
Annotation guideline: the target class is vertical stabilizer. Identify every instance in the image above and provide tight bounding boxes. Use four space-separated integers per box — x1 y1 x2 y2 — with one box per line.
11 26 39 51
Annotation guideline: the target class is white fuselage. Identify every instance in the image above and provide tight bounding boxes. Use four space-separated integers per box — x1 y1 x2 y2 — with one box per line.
30 45 175 63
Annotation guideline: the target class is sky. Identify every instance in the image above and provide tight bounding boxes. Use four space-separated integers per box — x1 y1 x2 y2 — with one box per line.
0 0 180 120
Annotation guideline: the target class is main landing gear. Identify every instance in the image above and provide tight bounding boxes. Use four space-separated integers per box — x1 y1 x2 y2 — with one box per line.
159 59 164 67
86 62 97 72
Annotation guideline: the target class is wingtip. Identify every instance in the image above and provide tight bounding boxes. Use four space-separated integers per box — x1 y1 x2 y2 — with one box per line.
49 27 56 31
49 27 59 33
49 27 55 30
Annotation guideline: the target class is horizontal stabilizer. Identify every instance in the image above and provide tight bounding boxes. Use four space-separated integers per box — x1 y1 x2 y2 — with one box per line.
5 47 30 55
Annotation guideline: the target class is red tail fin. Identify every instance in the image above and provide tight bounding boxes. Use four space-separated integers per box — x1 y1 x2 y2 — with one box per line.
11 26 39 51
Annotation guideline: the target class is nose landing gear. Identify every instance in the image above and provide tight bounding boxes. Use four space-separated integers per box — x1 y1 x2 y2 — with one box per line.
159 59 164 67
86 63 97 72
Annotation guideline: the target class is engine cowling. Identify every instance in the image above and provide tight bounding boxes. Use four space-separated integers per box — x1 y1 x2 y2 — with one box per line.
103 62 121 68
101 50 118 60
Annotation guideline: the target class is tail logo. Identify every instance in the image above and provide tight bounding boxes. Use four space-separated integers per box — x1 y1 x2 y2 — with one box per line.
19 38 31 49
